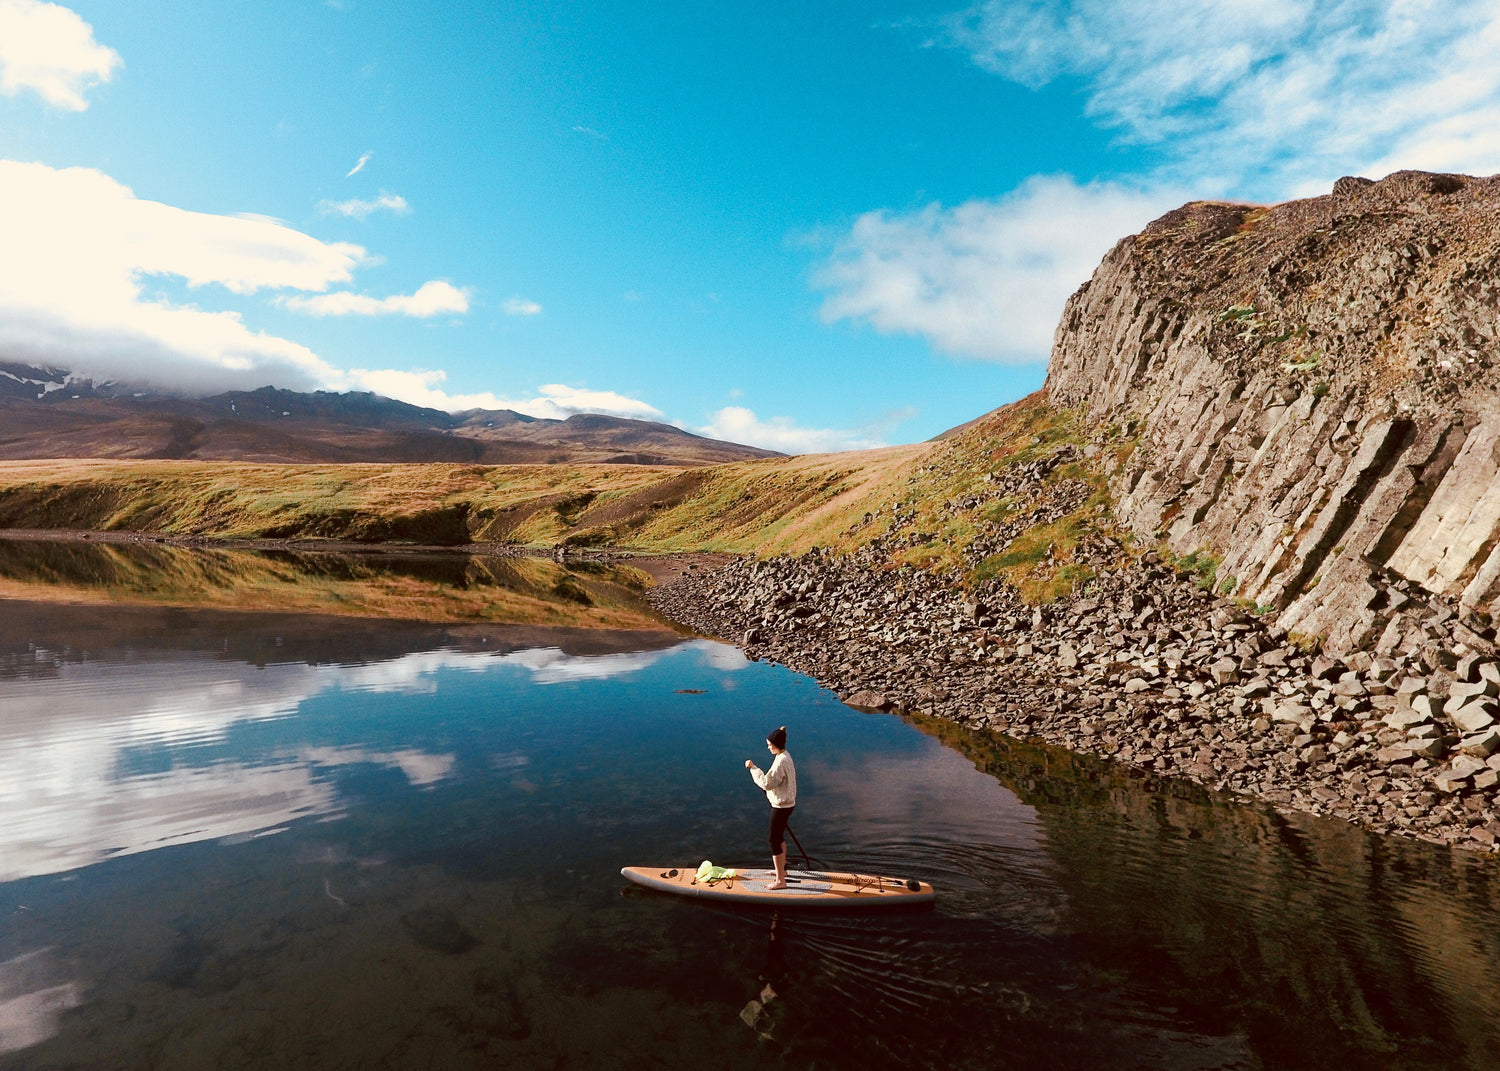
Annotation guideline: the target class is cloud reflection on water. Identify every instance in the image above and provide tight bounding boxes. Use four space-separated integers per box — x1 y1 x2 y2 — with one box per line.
0 637 710 882
0 951 82 1057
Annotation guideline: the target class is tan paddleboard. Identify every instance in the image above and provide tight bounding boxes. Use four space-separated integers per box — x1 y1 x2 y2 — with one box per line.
621 866 935 909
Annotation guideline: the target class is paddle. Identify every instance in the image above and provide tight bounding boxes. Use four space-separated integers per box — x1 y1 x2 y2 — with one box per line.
784 824 822 870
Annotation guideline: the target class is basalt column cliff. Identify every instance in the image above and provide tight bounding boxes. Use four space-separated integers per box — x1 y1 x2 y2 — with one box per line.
1048 171 1500 655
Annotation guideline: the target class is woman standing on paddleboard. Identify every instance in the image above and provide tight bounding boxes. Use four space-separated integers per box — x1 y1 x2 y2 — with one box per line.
745 726 797 890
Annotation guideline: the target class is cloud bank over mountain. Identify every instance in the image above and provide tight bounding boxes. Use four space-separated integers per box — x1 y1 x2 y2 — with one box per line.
0 160 659 422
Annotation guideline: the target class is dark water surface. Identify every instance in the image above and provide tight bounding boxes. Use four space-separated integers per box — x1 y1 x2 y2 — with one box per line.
2 599 1499 1070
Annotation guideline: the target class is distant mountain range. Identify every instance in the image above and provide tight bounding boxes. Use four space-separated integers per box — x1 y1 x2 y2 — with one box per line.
0 362 778 466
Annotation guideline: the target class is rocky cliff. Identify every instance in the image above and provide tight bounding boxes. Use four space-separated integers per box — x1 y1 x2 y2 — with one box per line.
1047 170 1500 656
641 172 1500 856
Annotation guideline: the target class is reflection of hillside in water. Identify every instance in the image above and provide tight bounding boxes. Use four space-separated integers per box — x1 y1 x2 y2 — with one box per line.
0 597 683 681
0 599 693 883
916 716 1500 1070
0 537 669 628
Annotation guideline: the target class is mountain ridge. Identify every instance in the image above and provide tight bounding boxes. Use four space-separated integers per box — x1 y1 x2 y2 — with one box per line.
0 362 778 467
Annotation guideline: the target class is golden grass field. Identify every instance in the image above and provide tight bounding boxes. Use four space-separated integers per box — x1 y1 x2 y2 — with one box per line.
0 391 1139 611
0 444 938 556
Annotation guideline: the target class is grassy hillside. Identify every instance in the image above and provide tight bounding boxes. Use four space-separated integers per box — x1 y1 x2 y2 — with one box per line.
0 391 1138 598
0 448 933 554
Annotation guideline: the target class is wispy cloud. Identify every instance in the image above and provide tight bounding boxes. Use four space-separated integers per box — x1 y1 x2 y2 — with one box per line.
345 151 372 178
814 174 1177 363
0 0 121 111
502 296 542 316
696 406 895 454
572 125 607 141
282 280 469 318
318 191 409 219
939 0 1500 194
819 2 1500 367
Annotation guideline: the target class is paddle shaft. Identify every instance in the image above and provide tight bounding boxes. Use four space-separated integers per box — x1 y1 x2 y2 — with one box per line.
784 823 819 869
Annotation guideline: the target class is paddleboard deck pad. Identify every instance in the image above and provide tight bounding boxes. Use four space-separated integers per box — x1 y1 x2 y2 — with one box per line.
621 866 934 909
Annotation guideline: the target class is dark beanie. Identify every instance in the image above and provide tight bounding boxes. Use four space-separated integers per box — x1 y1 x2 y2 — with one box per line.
767 726 787 749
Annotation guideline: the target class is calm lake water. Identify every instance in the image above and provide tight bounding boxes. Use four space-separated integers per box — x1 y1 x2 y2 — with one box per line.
2 563 1500 1069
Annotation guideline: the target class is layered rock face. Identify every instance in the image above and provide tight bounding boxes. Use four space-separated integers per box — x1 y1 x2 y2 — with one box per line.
1048 171 1500 654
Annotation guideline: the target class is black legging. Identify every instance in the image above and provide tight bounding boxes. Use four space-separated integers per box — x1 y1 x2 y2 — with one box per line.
768 805 795 854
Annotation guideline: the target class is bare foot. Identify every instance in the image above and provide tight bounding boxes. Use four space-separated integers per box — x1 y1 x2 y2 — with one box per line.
766 880 787 890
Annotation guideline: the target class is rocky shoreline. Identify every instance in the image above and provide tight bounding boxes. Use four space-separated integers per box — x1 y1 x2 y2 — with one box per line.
649 546 1500 855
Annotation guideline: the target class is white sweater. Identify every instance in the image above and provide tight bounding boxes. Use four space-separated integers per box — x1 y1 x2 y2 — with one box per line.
749 751 797 808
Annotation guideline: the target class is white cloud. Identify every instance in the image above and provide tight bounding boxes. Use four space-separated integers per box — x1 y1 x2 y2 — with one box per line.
0 159 653 418
527 383 661 420
823 2 1500 366
318 191 409 219
941 0 1500 191
503 296 543 316
345 150 372 177
283 279 469 318
572 125 607 140
697 405 891 454
0 0 120 111
338 369 663 419
814 174 1178 362
0 159 360 393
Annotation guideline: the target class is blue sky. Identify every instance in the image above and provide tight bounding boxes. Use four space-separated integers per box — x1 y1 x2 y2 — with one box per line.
2 1 1499 451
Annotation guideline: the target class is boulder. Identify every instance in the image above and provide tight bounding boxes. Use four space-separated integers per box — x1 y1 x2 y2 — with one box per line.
1407 737 1446 759
1272 701 1311 725
1459 729 1500 758
1433 770 1470 794
1311 654 1344 681
1449 678 1499 703
1333 675 1368 698
1409 694 1444 721
1394 678 1428 706
1368 657 1399 682
1384 709 1433 731
1451 754 1488 778
844 690 894 712
1450 702 1497 734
